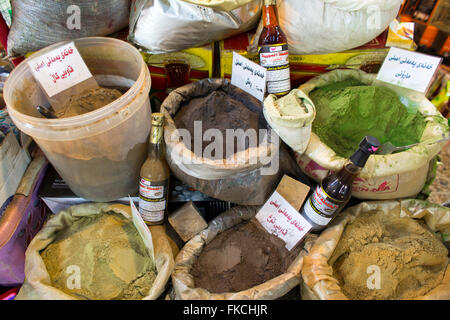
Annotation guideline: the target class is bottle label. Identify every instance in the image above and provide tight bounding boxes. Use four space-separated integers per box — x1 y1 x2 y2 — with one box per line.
259 43 291 95
301 186 343 227
139 178 168 223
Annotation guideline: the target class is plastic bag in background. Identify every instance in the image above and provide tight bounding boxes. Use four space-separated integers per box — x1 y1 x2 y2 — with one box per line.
301 200 450 300
0 0 11 27
128 0 262 54
7 0 131 57
16 203 174 300
296 69 449 200
278 0 403 55
172 205 315 300
161 78 309 206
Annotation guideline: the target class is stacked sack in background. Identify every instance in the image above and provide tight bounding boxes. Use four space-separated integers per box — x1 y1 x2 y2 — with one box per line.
6 0 131 57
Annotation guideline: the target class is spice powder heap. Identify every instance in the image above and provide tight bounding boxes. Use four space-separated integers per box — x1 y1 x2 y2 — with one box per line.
330 210 449 300
191 219 298 293
41 212 157 300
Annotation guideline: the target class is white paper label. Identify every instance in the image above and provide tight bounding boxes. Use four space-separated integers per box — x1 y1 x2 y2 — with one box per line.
376 47 442 93
27 42 93 97
231 51 267 101
256 191 312 251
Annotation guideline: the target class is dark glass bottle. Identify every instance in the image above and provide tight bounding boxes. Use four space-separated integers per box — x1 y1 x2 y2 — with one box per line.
300 136 380 232
258 0 291 97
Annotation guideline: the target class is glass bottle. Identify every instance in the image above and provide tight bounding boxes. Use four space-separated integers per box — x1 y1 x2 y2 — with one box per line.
258 0 291 97
300 136 380 232
138 113 170 225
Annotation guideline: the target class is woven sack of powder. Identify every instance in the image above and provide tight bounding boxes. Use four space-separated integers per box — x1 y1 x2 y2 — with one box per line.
301 199 450 300
7 0 130 57
16 203 174 300
296 69 449 200
277 0 403 54
263 89 316 156
161 78 310 206
128 0 261 54
171 205 316 300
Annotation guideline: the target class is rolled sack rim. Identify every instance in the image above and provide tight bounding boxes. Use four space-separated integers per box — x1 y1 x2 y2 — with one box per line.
4 37 151 141
164 123 279 178
298 69 449 179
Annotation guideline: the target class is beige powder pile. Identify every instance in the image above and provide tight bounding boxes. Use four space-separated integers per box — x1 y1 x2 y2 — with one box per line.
330 210 449 300
41 212 157 300
61 87 122 118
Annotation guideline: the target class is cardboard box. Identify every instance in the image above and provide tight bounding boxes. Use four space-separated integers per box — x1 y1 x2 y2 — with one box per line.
220 31 390 88
276 175 310 211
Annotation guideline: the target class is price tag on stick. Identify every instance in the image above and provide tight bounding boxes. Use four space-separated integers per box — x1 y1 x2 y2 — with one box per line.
376 47 442 93
231 52 267 101
27 42 99 115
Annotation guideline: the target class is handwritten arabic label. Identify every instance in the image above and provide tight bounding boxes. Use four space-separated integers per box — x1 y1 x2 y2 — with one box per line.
231 51 267 101
376 47 442 93
27 42 93 97
255 191 312 251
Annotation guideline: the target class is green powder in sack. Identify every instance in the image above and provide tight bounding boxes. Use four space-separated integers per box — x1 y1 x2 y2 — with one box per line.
310 79 427 158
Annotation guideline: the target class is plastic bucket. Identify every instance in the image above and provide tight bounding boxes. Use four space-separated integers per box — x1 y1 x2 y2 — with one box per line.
4 37 152 201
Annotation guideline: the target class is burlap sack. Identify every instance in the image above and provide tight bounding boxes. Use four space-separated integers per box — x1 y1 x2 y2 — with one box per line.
161 78 307 205
7 0 130 57
301 199 450 300
172 205 314 300
16 203 174 300
296 69 449 200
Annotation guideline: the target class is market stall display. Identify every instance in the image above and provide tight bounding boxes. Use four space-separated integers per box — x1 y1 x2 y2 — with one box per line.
4 37 152 202
263 89 316 156
0 0 448 304
16 203 174 300
296 69 449 200
7 0 131 57
172 205 313 300
301 199 450 300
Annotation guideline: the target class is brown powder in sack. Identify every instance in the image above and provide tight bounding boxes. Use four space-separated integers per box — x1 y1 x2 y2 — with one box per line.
41 212 157 300
330 210 449 300
174 90 260 159
191 219 299 293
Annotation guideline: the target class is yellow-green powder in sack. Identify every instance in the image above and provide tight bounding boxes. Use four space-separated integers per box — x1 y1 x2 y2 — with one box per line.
40 212 157 300
310 79 427 158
